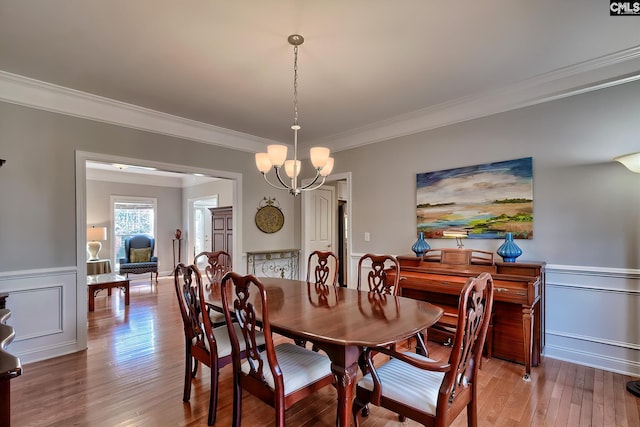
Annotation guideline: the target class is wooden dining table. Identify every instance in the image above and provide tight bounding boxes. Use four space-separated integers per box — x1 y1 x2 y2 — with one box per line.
205 277 443 426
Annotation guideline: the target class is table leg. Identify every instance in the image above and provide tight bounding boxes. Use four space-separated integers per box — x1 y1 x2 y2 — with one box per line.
123 282 130 306
320 345 361 426
88 287 95 312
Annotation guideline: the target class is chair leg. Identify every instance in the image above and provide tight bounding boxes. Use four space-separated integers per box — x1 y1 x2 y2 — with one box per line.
275 399 285 427
208 367 218 425
352 396 365 426
467 399 478 427
183 348 192 401
232 376 242 427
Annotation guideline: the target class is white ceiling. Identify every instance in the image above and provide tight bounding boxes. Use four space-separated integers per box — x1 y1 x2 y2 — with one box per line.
1 1 640 153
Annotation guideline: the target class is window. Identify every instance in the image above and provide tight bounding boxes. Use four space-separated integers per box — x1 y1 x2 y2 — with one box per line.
111 196 157 268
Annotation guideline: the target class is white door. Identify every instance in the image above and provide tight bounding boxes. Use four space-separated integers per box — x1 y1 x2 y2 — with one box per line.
188 196 218 264
303 186 335 277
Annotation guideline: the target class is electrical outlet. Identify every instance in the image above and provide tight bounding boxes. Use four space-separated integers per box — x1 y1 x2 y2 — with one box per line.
364 232 370 242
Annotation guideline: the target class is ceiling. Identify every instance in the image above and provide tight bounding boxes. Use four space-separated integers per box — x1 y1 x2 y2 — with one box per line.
85 161 219 188
1 1 640 154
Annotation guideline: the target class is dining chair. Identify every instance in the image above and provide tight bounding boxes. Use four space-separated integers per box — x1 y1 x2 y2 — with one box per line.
356 253 400 295
306 250 339 287
194 250 232 326
300 250 339 350
220 272 336 427
352 272 495 427
421 248 494 354
173 263 264 425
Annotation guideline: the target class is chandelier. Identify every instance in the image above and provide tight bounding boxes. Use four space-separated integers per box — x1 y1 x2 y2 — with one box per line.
255 34 334 196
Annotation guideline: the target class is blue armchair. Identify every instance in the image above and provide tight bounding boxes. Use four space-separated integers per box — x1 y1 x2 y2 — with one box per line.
118 235 158 282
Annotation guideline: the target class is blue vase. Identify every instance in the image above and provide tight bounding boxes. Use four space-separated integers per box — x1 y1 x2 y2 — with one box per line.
497 232 522 262
411 232 430 257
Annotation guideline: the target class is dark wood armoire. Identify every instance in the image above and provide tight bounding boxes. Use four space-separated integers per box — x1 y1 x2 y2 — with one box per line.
209 206 233 258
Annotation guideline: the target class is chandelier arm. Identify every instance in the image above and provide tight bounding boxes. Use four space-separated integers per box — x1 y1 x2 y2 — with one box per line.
273 167 293 189
261 172 290 191
300 178 327 192
299 171 323 190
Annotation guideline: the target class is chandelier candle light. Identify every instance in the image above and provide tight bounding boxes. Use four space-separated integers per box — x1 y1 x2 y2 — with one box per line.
255 34 334 196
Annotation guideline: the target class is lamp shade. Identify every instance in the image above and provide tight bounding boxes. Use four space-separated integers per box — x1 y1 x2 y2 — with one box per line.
310 147 330 169
614 152 640 173
255 153 272 173
284 160 302 178
87 226 107 241
267 145 288 167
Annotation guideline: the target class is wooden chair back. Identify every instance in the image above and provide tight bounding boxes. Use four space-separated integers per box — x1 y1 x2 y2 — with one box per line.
440 272 494 414
174 263 216 361
194 250 232 286
220 272 278 396
306 250 339 286
357 254 400 295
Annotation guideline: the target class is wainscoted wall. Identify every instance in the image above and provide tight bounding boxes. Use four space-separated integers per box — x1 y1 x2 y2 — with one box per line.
545 264 640 376
349 253 640 376
2 259 638 375
0 267 81 364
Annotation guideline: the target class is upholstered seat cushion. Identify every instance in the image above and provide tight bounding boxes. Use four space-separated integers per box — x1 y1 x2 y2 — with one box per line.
208 309 226 325
357 352 445 416
119 262 158 274
199 323 265 359
241 342 332 395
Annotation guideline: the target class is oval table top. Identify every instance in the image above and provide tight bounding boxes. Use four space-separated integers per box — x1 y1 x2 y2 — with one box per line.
206 277 443 348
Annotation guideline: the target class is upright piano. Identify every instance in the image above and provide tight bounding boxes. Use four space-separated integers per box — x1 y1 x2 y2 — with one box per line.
387 255 545 378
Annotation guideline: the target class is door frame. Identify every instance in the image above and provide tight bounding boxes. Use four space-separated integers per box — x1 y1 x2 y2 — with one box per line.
301 172 352 286
75 150 243 351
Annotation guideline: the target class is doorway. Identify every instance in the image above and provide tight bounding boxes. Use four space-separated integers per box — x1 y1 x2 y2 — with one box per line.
76 151 243 351
302 172 352 287
189 196 218 267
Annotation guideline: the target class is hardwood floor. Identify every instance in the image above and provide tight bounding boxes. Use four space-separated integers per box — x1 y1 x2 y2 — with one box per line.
11 277 640 426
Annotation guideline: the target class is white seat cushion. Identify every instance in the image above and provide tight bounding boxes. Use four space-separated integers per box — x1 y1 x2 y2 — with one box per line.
241 342 332 395
357 352 445 416
208 309 226 325
198 322 265 359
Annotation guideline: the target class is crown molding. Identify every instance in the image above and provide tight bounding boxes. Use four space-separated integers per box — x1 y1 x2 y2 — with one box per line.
1 46 640 154
0 71 282 153
312 46 640 152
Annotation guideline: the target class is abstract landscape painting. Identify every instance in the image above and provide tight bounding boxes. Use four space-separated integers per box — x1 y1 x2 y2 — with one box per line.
416 157 533 239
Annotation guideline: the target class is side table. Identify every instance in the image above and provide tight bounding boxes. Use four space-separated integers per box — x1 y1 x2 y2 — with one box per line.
87 273 130 312
87 259 112 275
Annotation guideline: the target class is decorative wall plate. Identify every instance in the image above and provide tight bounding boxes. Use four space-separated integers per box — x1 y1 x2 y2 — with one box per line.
255 197 284 233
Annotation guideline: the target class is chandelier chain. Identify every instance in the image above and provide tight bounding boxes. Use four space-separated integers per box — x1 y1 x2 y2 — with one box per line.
293 45 299 127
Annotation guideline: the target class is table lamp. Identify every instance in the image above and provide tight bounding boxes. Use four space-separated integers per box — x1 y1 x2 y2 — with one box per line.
87 226 107 261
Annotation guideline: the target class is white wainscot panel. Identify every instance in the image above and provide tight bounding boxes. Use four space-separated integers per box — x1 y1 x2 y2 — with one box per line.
545 265 640 376
0 268 79 363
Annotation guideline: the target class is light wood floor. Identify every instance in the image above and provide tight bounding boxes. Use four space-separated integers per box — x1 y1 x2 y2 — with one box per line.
11 276 640 426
